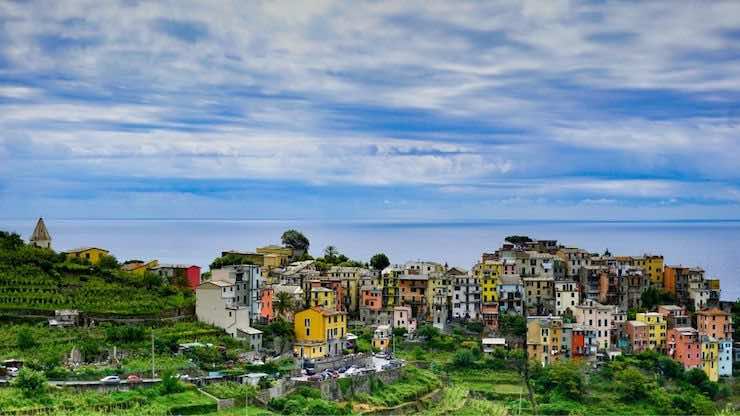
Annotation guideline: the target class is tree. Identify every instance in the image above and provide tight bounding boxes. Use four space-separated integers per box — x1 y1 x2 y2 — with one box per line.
97 254 119 270
274 292 296 318
209 253 254 270
451 349 476 368
392 327 407 338
281 230 310 253
504 235 532 246
417 324 440 340
641 287 675 310
499 314 526 337
0 231 24 251
534 361 585 401
13 368 47 397
17 327 37 350
159 371 184 395
613 367 652 401
370 253 390 271
324 246 339 262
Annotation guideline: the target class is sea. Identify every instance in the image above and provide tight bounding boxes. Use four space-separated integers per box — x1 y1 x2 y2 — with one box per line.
1 219 738 301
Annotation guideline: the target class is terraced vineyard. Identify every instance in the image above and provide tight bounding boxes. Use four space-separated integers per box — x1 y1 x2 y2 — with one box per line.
0 240 194 316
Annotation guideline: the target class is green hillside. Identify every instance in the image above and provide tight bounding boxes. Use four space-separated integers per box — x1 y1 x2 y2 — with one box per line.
0 231 194 316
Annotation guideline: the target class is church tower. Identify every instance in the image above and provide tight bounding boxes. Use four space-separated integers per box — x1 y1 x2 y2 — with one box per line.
30 217 51 249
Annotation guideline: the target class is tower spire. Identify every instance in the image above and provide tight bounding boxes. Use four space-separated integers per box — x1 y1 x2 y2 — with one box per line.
30 217 51 249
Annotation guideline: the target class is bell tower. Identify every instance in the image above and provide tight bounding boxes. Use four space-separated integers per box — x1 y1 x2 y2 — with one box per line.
30 217 52 249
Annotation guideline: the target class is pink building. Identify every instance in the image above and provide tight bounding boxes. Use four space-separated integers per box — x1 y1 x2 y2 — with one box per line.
668 327 702 369
361 286 382 311
626 320 649 353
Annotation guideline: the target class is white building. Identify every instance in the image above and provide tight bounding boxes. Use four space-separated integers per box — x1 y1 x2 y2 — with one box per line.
554 280 579 317
574 299 615 351
452 273 480 319
237 327 263 352
719 339 733 377
210 264 263 317
196 280 252 337
393 305 416 333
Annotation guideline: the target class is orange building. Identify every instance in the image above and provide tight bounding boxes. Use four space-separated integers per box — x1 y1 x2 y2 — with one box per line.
260 287 273 322
668 327 701 369
361 286 382 311
696 308 733 340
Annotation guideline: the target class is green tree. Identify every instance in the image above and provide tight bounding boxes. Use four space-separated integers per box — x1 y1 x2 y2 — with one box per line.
281 230 310 253
274 291 296 318
613 367 652 401
16 327 37 350
370 253 390 271
499 314 526 337
324 246 339 263
13 368 47 397
159 371 184 395
392 327 407 338
209 253 254 269
535 361 585 401
417 324 440 340
97 254 119 270
0 231 24 251
451 349 476 368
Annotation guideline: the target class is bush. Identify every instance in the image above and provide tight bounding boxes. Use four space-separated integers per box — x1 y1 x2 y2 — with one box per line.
16 327 37 350
159 371 185 395
613 367 652 401
450 349 475 368
13 368 47 397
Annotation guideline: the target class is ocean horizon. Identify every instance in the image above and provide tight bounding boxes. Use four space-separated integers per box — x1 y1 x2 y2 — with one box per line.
2 218 738 301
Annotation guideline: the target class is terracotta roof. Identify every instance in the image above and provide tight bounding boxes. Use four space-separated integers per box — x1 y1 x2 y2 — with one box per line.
696 307 729 317
30 218 51 242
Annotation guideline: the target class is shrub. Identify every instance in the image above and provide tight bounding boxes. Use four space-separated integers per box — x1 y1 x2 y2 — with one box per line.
159 371 185 395
13 368 47 397
450 349 475 368
16 327 37 350
613 367 652 401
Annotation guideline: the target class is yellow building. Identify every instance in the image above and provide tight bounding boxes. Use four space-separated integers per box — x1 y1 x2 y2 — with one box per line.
474 260 502 304
293 307 347 359
310 287 336 310
527 316 563 366
636 312 667 352
372 325 391 352
64 247 110 265
256 245 293 266
640 255 664 287
701 337 719 382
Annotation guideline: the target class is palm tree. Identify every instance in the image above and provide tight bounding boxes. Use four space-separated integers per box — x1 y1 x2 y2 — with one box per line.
274 291 295 319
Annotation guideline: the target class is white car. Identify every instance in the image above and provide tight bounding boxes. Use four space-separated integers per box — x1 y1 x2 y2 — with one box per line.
100 375 121 384
6 367 19 377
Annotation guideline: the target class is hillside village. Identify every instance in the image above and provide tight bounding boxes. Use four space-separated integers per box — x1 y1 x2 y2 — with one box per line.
0 218 737 415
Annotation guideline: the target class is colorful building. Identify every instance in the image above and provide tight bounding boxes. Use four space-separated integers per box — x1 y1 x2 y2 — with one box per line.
473 260 502 304
309 286 335 310
527 316 563 366
123 259 160 275
293 307 347 359
701 336 719 382
151 264 201 289
392 305 416 333
259 286 274 322
696 307 733 341
625 320 649 353
481 303 499 333
667 327 701 369
574 299 615 350
718 340 733 377
554 280 579 317
64 247 110 265
636 312 667 352
658 305 690 329
372 325 391 351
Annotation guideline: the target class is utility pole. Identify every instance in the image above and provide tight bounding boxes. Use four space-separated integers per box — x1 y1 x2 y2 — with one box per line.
151 332 155 379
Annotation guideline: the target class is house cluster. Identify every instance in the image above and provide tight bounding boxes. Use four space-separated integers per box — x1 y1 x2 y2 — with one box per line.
28 218 734 381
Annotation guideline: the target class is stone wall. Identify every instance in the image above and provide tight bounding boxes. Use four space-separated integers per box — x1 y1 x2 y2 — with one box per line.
297 367 402 401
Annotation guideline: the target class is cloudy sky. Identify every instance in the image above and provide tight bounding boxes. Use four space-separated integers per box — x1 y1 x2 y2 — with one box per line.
1 0 740 220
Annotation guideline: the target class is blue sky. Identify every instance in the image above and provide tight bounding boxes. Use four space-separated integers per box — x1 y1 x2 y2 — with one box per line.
1 0 740 220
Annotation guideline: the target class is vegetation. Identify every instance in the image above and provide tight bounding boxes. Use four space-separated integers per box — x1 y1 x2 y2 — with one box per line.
641 286 676 310
268 386 349 415
0 231 194 315
352 367 441 407
281 230 310 253
209 253 255 270
504 235 532 246
369 253 390 271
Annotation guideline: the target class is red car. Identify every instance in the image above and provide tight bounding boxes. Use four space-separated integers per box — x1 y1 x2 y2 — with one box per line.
127 374 142 384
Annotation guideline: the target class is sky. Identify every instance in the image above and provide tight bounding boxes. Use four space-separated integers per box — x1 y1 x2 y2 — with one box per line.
1 0 740 220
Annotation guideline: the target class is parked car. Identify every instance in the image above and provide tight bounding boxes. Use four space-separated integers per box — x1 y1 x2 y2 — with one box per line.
100 375 121 384
126 375 142 384
176 374 191 381
307 374 322 382
6 367 19 378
